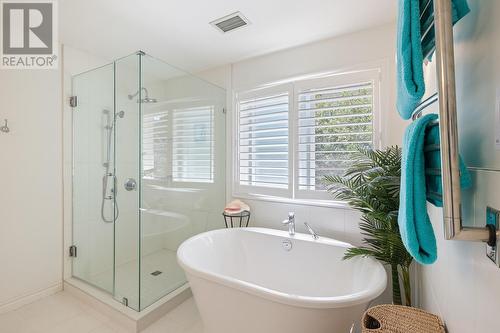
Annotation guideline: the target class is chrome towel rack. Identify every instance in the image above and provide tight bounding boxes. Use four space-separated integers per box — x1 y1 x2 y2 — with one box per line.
420 0 437 60
412 0 497 245
411 92 438 120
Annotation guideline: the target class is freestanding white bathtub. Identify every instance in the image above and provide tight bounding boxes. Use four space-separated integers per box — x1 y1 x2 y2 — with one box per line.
177 227 387 333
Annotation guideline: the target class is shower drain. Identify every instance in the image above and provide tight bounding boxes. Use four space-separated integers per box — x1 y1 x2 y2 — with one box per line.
151 270 162 276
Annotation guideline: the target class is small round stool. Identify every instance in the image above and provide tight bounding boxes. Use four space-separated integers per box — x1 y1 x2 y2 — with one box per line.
362 305 446 333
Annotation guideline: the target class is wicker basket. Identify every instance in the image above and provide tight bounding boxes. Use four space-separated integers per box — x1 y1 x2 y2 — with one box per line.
362 305 446 333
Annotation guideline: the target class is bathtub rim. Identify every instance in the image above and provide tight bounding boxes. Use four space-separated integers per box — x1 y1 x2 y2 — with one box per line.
177 227 387 309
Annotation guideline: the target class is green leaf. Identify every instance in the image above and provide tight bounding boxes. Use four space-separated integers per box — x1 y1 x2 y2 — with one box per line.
323 145 413 306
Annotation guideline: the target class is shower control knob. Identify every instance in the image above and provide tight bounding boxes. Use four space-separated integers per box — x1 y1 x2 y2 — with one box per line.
124 178 137 191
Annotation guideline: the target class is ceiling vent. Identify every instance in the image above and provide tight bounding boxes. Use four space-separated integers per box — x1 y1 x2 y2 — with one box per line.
210 12 250 33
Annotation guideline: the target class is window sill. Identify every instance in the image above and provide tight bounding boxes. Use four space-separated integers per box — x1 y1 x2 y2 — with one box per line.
232 192 354 210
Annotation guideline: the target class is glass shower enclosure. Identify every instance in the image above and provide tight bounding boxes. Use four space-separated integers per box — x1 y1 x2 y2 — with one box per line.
71 51 226 311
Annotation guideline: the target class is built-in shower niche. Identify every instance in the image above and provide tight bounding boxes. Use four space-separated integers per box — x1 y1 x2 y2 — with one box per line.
72 52 226 311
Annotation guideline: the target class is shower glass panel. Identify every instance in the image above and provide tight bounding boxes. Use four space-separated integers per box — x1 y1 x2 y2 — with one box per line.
114 54 141 310
139 55 226 309
71 52 226 311
72 63 115 294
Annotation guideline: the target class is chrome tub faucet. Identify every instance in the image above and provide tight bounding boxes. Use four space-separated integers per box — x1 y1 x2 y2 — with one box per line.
304 222 319 240
282 212 295 236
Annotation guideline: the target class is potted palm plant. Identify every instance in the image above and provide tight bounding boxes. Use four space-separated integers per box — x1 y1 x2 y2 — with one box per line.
323 146 413 306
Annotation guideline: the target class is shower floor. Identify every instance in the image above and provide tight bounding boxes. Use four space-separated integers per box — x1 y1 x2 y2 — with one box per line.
89 249 186 310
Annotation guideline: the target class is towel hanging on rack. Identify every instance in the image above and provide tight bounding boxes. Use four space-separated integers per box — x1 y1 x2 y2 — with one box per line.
396 0 470 120
398 113 472 264
424 118 472 206
399 114 438 264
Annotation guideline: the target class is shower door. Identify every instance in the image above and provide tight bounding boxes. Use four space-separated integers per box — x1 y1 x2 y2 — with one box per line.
72 63 116 294
72 55 143 311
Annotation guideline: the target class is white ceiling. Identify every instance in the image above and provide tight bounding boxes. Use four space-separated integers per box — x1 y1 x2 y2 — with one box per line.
60 0 396 72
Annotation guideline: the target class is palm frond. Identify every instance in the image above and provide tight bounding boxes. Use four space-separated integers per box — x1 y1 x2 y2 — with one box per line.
322 145 413 306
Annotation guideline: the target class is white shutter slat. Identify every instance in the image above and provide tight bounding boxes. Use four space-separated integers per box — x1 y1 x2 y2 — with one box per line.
172 106 214 183
142 111 169 180
237 92 289 190
299 104 372 114
298 94 372 105
297 81 373 192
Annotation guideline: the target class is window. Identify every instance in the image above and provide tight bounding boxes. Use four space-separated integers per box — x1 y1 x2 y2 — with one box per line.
235 86 292 197
172 105 215 183
297 81 373 194
234 70 379 201
143 110 170 180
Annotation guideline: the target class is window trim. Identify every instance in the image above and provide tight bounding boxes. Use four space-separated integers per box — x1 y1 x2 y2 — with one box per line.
232 68 381 203
233 83 294 198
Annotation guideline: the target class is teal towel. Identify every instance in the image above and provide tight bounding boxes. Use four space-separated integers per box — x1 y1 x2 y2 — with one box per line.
399 114 438 264
397 0 470 120
424 122 472 207
398 113 472 264
397 0 425 120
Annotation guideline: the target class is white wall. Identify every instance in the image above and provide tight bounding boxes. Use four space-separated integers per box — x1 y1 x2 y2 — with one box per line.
0 53 63 311
418 1 500 331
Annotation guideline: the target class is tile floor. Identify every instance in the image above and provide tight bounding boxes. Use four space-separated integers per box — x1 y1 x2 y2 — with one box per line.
88 249 186 310
0 291 203 333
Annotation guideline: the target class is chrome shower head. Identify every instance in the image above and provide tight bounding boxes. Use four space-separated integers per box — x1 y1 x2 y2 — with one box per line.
128 87 158 104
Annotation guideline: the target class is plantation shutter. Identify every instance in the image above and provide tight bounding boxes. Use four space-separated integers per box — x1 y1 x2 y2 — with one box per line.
143 110 169 180
234 71 378 201
172 105 215 183
297 81 374 194
237 87 291 196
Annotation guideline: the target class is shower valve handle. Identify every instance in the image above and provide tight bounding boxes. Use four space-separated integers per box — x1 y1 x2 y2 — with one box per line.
124 178 137 191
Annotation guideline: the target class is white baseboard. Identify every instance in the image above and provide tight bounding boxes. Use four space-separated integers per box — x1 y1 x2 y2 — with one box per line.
0 283 63 314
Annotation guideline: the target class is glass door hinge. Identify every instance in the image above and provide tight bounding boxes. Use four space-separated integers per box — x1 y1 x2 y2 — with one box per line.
69 245 77 258
69 96 78 108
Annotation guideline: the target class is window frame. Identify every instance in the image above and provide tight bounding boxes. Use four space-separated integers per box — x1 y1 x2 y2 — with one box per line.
233 83 294 198
232 69 381 204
